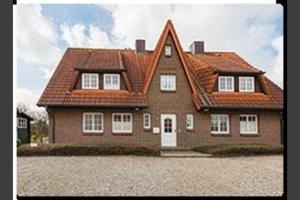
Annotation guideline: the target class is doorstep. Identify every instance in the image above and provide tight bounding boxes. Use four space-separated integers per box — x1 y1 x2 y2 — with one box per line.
160 150 212 157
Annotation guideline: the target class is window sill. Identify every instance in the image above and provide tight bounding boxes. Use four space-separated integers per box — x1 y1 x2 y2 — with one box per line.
112 133 133 136
160 90 176 93
211 133 231 137
240 133 259 137
83 132 104 136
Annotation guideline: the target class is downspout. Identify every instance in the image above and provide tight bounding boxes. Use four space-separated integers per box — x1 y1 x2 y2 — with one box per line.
46 106 55 143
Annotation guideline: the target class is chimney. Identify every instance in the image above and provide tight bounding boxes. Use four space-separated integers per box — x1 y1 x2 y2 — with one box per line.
190 41 204 54
135 39 146 54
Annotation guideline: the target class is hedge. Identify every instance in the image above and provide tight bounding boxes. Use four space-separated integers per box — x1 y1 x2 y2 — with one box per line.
17 144 160 157
193 144 283 157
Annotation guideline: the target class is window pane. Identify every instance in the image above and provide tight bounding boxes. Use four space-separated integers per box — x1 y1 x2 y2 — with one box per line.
94 114 102 131
84 114 93 130
211 116 219 132
226 77 232 90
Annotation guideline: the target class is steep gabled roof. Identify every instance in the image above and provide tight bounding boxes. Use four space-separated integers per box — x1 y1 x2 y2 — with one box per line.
143 20 198 96
38 20 283 111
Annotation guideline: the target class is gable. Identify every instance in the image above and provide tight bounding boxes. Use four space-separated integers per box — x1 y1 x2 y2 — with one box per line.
143 20 198 96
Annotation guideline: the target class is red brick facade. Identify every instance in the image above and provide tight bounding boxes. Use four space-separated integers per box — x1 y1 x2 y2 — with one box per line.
46 33 282 147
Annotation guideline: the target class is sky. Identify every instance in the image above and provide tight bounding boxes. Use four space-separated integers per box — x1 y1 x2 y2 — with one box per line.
16 4 283 114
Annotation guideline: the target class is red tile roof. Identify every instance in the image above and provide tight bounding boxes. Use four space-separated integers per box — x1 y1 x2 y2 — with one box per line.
38 20 283 111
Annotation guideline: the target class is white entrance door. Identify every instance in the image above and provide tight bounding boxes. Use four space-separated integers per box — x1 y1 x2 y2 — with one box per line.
161 114 176 147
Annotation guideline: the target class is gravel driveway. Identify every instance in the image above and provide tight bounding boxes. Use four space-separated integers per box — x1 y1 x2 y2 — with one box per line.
17 156 283 196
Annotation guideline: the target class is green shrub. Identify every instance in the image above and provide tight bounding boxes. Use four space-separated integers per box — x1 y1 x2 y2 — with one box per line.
17 139 22 147
193 144 283 157
17 144 160 157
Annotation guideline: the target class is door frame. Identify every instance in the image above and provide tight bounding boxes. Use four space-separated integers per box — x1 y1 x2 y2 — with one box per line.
161 114 177 147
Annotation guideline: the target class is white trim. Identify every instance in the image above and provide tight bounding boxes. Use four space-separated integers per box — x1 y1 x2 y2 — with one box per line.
103 73 120 90
165 45 172 56
211 114 230 134
112 113 133 133
82 113 104 133
143 113 151 129
239 76 255 92
186 114 194 130
17 117 27 129
82 73 99 89
240 114 258 134
218 76 234 92
160 75 176 91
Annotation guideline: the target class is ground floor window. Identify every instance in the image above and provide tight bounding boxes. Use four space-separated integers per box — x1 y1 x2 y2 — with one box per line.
143 113 151 129
211 114 229 134
83 113 103 133
112 113 132 133
17 117 27 129
186 114 194 130
240 115 258 134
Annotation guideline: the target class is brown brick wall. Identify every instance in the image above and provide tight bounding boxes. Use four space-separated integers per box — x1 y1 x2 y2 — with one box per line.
48 33 282 147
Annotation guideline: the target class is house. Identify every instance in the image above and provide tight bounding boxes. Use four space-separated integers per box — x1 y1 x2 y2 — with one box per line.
37 20 283 148
17 111 33 144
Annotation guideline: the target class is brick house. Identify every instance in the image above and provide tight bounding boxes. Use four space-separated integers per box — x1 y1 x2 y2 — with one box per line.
37 20 283 148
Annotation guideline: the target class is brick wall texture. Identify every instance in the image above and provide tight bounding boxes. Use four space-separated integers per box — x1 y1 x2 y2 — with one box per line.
47 34 282 147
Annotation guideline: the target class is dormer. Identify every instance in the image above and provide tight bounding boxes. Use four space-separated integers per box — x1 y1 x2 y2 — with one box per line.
70 50 132 92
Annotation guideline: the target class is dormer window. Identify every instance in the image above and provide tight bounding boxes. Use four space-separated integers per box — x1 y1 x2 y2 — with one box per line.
218 76 234 92
165 45 171 56
104 74 120 90
82 73 99 89
239 77 254 92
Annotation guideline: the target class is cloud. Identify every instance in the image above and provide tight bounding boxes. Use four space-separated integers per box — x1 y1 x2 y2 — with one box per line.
17 4 63 78
101 4 283 86
60 23 113 48
269 35 283 87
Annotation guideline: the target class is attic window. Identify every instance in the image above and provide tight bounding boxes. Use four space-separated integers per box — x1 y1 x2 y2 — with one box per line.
104 74 120 90
239 77 254 92
165 45 172 56
218 76 234 92
82 73 99 89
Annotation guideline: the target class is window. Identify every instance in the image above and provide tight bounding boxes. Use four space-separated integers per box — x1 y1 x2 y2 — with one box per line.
104 74 120 90
143 113 151 129
82 73 99 89
211 114 229 134
186 114 194 130
17 118 27 129
164 118 172 133
165 45 171 56
218 76 234 92
83 113 103 133
160 75 176 91
240 115 258 134
239 77 254 92
112 113 132 133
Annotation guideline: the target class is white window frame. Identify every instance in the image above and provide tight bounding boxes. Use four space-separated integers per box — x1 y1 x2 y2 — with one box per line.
160 75 176 91
17 118 27 129
240 114 258 134
82 113 104 133
186 114 194 130
103 73 120 90
143 113 151 129
165 45 172 56
211 114 230 134
218 76 234 92
82 73 99 89
112 113 133 133
239 76 255 92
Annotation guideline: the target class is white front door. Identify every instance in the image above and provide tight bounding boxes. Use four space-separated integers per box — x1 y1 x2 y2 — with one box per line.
161 114 176 147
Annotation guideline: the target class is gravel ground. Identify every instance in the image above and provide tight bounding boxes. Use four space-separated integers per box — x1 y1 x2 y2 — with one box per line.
17 155 283 196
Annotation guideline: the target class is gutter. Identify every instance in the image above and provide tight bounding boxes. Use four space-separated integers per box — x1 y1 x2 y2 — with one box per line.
199 105 283 112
